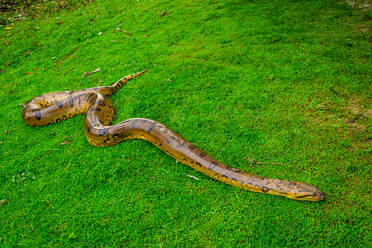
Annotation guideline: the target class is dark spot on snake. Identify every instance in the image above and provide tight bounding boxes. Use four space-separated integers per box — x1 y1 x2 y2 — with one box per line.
261 187 269 193
35 111 41 120
92 107 102 111
112 133 120 140
231 178 237 182
177 142 184 148
221 175 228 179
62 115 67 120
199 152 207 157
188 144 196 150
167 136 175 144
196 162 202 167
87 126 92 133
69 113 73 118
209 161 218 170
86 93 95 102
93 87 98 90
56 118 61 123
131 120 138 128
68 97 74 107
98 102 106 106
98 128 107 136
147 123 156 133
57 101 64 108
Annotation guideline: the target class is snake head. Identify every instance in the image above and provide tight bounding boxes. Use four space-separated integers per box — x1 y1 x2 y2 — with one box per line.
289 182 324 201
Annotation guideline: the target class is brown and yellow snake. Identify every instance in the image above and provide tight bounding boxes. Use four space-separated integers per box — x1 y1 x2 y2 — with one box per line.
21 71 324 201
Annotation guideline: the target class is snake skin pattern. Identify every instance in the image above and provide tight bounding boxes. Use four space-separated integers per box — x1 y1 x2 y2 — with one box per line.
21 71 324 201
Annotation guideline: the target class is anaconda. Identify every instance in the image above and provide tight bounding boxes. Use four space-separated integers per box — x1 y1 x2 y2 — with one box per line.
21 71 324 201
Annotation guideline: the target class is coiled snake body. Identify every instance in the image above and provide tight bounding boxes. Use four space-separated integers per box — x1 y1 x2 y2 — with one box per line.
22 71 324 201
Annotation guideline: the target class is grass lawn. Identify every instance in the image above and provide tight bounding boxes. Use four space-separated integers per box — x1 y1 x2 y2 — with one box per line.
0 0 371 247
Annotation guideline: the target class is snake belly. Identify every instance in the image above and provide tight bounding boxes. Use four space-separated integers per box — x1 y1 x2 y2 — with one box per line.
21 71 324 201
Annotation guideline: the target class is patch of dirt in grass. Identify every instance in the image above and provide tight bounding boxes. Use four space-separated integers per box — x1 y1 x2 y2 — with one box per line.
302 96 371 152
1 0 95 24
346 0 372 12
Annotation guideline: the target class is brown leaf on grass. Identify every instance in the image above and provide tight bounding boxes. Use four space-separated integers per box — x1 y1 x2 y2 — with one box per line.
4 43 10 46
32 68 38 70
24 72 30 75
143 34 150 38
60 140 71 146
0 199 7 206
160 11 166 16
111 40 119 43
4 129 8 135
26 50 30 55
82 68 100 77
57 21 63 25
185 174 200 180
150 177 157 180
116 28 133 36
9 89 15 94
18 103 24 107
42 68 46 71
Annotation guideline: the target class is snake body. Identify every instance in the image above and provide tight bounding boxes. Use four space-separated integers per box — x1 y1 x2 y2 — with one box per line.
22 71 324 201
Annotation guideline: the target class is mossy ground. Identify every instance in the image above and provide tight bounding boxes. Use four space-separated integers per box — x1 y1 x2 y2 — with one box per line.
0 0 371 247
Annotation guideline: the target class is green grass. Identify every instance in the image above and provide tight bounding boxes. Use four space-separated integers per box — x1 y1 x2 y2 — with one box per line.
0 0 371 247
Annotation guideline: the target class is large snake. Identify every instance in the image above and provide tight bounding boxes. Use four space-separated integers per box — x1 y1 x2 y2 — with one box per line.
21 71 324 201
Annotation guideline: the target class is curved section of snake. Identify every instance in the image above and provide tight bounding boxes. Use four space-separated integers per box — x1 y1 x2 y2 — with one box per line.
21 71 324 201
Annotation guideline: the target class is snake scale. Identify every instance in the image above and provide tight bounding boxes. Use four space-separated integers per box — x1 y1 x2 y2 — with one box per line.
21 71 324 201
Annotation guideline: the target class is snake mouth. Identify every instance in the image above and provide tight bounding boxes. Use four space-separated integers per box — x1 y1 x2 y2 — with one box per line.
294 191 324 201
